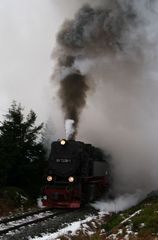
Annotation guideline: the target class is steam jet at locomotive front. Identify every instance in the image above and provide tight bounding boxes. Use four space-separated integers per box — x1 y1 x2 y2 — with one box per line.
42 139 111 208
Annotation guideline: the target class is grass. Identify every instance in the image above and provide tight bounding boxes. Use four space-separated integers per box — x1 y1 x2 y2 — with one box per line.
0 186 34 216
102 213 124 232
102 199 158 239
119 197 158 236
131 204 158 233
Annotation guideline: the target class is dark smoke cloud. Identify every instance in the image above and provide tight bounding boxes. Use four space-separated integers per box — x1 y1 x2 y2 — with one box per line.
58 72 89 138
54 0 141 139
57 1 138 55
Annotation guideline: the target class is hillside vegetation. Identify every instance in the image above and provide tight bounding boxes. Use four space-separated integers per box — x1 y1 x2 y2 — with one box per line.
102 194 158 239
58 194 158 240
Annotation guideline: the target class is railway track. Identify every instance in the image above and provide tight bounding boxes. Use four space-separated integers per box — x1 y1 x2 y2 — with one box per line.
0 208 71 236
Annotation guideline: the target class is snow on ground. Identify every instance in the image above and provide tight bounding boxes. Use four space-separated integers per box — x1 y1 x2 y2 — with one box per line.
91 190 146 213
37 198 46 209
29 191 146 240
0 211 54 232
29 215 97 240
106 209 142 240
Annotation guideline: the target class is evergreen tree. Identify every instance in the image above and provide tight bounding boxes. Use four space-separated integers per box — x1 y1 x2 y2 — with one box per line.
0 101 45 196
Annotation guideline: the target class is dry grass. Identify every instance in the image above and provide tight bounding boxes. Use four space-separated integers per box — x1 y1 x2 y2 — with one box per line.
59 231 106 240
0 199 16 216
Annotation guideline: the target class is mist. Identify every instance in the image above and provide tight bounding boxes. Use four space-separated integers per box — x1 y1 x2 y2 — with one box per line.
92 190 146 213
51 0 158 195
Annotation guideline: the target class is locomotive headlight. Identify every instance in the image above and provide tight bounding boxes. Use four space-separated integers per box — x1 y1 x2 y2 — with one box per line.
60 139 66 145
68 176 74 183
47 176 53 182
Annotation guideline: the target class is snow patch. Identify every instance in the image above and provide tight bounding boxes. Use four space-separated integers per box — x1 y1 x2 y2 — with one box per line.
37 197 45 209
29 215 96 240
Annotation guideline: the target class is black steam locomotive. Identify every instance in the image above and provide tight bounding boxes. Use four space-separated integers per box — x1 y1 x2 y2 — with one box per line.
42 139 111 208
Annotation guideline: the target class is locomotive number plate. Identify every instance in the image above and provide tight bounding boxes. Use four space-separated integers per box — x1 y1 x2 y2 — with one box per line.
56 159 72 163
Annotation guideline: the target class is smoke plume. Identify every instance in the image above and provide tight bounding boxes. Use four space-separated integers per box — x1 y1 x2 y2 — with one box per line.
57 1 137 55
53 0 140 139
58 71 89 137
52 0 158 195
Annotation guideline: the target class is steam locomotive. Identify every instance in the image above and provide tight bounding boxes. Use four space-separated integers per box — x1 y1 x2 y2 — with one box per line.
42 139 111 208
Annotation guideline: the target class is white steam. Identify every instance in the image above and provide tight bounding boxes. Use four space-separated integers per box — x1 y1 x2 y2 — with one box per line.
92 190 146 213
65 119 75 140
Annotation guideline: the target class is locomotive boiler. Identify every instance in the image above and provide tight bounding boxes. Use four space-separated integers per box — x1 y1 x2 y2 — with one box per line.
42 139 111 208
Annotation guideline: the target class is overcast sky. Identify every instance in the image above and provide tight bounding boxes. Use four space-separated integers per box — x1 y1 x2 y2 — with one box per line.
0 0 83 123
